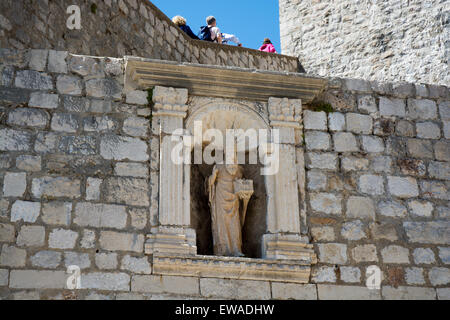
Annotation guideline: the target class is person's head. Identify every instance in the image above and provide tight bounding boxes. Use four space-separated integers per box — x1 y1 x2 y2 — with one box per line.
172 16 186 26
206 16 216 27
263 38 272 44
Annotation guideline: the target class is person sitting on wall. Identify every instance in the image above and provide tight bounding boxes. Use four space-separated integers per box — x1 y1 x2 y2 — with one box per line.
199 16 222 44
221 33 242 47
172 15 199 40
259 38 277 53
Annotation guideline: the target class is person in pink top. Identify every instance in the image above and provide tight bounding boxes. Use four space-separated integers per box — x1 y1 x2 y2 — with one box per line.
259 38 277 53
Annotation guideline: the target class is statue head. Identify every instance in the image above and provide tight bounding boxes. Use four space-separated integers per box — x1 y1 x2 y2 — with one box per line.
225 164 239 176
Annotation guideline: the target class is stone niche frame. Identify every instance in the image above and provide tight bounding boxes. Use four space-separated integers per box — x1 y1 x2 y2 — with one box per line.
125 58 326 283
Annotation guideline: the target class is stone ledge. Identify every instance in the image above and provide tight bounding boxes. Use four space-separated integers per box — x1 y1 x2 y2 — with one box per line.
151 253 314 284
125 58 326 102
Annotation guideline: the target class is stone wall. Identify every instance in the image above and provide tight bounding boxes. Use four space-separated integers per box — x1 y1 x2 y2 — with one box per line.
0 48 449 300
279 0 449 85
0 0 300 73
304 77 449 300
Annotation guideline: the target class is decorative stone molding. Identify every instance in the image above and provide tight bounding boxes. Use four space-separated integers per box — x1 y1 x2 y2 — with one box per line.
263 234 315 262
152 86 189 118
125 57 326 102
152 253 313 284
268 97 303 129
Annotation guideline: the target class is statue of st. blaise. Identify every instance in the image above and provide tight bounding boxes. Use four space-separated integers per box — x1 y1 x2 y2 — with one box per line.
207 161 253 257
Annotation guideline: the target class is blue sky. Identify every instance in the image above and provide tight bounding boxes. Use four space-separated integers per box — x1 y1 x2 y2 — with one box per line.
150 0 281 52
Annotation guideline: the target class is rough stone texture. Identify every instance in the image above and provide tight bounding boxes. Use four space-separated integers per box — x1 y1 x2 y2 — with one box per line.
16 226 45 247
317 243 347 264
382 286 436 300
48 229 78 249
100 135 149 162
280 0 448 85
121 255 151 274
381 246 410 264
0 245 27 267
200 278 269 299
346 197 375 220
413 248 436 265
310 193 342 215
359 175 384 196
339 267 361 283
99 231 144 253
42 202 72 226
11 201 40 223
30 251 62 269
404 222 449 245
333 132 359 152
304 111 327 131
341 220 366 241
352 245 378 262
271 283 317 300
428 268 450 286
317 285 380 300
3 172 26 197
81 273 130 291
74 203 127 229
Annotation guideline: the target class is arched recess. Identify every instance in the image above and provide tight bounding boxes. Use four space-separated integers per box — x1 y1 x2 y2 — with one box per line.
185 102 271 258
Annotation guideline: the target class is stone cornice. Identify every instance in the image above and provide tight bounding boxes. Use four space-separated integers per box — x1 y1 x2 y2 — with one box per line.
125 58 327 103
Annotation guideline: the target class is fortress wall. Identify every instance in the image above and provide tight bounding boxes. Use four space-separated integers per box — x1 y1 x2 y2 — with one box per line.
0 0 300 73
0 49 448 300
279 0 449 85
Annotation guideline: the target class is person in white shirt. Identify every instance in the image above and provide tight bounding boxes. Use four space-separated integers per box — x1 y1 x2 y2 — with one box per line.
222 33 242 47
206 16 222 44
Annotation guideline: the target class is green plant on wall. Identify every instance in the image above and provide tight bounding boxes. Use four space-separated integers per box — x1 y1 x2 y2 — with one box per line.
90 3 97 14
308 100 334 113
147 87 154 123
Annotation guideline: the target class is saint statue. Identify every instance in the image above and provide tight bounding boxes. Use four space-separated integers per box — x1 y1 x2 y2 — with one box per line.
206 163 253 257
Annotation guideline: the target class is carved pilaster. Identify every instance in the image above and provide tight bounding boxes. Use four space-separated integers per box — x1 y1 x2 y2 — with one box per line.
263 97 311 260
146 86 196 256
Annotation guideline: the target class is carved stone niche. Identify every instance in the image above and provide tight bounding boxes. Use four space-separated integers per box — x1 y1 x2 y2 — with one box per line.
125 58 327 284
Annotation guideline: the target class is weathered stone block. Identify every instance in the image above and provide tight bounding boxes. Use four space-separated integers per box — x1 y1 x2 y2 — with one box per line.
32 176 81 199
381 245 410 264
114 162 148 178
416 122 441 139
95 252 118 270
413 248 436 264
304 111 327 130
58 135 97 155
346 113 373 134
318 285 380 300
9 270 67 289
64 252 91 269
129 208 148 230
123 117 149 137
408 200 433 217
74 203 127 229
407 99 437 120
396 120 415 137
333 132 359 152
361 136 384 153
305 131 331 151
3 172 26 197
420 181 449 200
382 286 436 300
434 140 450 162
28 92 59 109
438 247 450 265
306 153 337 170
388 176 419 198
41 202 72 226
358 95 377 113
0 269 8 286
16 155 41 172
340 266 361 283
200 278 268 299
359 175 384 195
369 222 398 241
352 244 378 262
0 223 15 242
378 200 407 218
307 171 327 191
16 225 45 247
29 49 48 71
379 97 405 117
121 255 151 274
132 275 200 296
341 220 366 240
7 108 49 128
126 90 148 105
48 229 78 249
311 226 335 242
83 116 117 132
81 272 130 291
0 245 26 267
48 51 68 73
51 113 79 133
15 70 53 90
99 231 144 253
86 178 102 201
344 79 371 92
310 193 342 215
341 156 369 171
317 243 347 264
328 112 346 131
80 229 96 249
86 78 122 99
372 156 393 173
56 75 82 95
271 283 317 300
11 200 40 222
30 251 62 269
312 266 336 283
104 177 149 206
428 268 450 286
100 135 149 161
405 267 425 285
428 161 450 180
437 288 450 300
0 129 33 151
34 132 58 153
